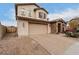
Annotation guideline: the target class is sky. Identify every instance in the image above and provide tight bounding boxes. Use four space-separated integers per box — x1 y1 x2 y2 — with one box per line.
0 3 79 26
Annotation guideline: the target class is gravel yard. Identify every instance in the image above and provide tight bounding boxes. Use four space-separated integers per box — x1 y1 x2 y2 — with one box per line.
0 33 49 55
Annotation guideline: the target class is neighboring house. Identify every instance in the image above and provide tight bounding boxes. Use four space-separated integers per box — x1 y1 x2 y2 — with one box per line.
67 17 79 30
15 3 66 36
70 17 79 22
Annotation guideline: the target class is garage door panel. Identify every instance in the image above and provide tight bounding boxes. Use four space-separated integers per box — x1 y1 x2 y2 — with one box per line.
29 24 48 35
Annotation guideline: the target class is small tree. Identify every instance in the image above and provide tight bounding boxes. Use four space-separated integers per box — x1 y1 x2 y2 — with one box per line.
65 19 79 37
69 20 78 29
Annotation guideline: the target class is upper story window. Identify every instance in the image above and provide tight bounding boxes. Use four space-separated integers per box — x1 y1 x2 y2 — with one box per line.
20 8 31 17
27 10 31 17
39 12 42 18
20 8 26 16
44 13 46 19
39 12 46 19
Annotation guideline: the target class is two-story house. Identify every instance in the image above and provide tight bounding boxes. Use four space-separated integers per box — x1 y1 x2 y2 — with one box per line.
15 3 66 36
15 3 50 36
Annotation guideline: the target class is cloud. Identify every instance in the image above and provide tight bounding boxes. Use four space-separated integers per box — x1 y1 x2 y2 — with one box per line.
1 20 17 26
48 8 79 21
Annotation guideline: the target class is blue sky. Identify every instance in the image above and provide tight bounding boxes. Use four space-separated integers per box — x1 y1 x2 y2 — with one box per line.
0 3 79 26
39 3 79 13
0 3 15 26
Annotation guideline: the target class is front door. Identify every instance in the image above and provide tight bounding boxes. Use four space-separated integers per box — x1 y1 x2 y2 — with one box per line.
58 23 61 33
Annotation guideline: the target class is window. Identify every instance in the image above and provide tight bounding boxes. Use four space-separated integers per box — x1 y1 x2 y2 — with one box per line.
20 8 31 17
39 12 42 18
39 12 46 19
20 8 26 16
44 13 46 19
27 10 31 17
21 11 26 16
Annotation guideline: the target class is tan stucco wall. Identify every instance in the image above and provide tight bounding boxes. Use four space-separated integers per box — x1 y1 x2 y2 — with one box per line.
56 22 62 33
48 23 51 33
17 5 38 19
17 5 48 21
17 20 48 36
51 23 56 33
63 23 66 31
35 9 48 21
29 23 48 35
17 20 29 36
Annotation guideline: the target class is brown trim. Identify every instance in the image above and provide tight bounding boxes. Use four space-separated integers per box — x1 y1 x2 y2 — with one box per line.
50 21 65 23
17 16 48 22
34 8 48 14
15 4 17 20
70 17 79 22
29 21 48 25
15 3 40 8
17 16 48 24
50 19 66 24
16 16 66 25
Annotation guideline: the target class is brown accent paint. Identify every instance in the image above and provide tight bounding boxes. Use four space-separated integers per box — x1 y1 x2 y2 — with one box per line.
15 4 17 20
70 17 79 21
17 16 48 24
34 8 48 14
50 21 65 23
51 23 56 33
15 3 40 8
29 21 48 25
50 19 66 24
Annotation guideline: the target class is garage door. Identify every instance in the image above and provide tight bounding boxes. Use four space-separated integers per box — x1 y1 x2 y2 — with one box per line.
29 23 48 35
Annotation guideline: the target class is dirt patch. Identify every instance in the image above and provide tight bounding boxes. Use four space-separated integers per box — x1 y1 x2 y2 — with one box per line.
0 33 50 55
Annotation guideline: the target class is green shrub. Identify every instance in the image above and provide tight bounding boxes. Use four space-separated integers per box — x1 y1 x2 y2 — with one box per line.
65 31 79 38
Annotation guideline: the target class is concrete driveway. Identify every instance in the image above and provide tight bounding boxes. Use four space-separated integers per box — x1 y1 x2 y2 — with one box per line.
30 34 78 55
64 42 79 55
